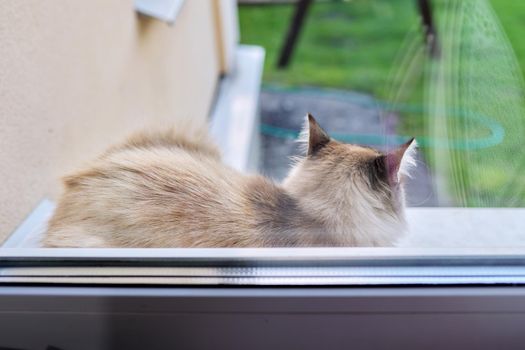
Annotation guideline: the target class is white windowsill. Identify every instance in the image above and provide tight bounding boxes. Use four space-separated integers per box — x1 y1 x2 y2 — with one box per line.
4 198 525 250
210 45 265 173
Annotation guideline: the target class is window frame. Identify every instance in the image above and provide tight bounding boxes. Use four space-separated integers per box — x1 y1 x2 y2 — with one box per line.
1 247 525 286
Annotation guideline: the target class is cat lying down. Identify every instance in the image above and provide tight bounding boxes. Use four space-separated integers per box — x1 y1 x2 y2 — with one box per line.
43 114 416 248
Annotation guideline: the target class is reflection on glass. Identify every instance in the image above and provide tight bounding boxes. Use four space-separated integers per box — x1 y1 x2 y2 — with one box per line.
385 0 525 207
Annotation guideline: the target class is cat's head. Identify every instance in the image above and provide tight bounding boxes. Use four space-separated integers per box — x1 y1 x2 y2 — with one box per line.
282 114 417 245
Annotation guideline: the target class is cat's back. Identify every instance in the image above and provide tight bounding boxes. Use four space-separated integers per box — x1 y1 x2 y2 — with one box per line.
44 129 252 248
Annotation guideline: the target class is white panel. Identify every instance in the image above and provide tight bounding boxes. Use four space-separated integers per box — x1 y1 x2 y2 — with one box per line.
135 0 185 24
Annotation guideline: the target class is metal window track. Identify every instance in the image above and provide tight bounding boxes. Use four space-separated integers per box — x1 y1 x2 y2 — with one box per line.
1 248 525 286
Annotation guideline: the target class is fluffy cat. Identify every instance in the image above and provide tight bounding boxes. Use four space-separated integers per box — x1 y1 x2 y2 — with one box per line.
43 114 416 248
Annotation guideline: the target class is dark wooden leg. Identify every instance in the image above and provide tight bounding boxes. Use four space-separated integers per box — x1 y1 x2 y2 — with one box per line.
277 0 313 69
417 0 440 58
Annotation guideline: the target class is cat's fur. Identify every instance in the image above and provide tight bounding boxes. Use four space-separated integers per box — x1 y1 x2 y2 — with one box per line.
43 114 416 248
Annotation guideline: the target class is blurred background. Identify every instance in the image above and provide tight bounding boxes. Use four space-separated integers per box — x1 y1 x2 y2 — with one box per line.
1 0 525 244
239 0 525 208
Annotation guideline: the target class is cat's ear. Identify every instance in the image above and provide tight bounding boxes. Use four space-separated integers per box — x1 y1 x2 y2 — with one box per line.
380 138 417 185
302 113 330 156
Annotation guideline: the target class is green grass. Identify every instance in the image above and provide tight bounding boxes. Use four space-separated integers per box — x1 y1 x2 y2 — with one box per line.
239 0 525 206
239 0 525 95
239 0 418 94
491 0 525 75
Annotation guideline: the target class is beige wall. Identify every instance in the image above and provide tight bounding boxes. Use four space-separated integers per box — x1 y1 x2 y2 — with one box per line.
0 1 223 241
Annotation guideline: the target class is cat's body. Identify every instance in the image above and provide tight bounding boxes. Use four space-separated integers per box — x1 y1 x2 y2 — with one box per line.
43 115 416 248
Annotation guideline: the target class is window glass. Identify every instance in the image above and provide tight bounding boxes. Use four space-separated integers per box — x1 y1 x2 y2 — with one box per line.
1 0 525 285
239 0 525 249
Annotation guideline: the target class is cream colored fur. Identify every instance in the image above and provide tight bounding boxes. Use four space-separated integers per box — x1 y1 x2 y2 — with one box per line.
43 116 416 248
